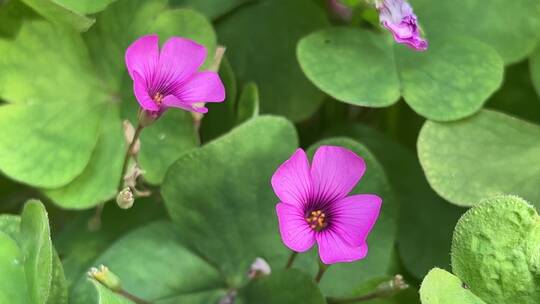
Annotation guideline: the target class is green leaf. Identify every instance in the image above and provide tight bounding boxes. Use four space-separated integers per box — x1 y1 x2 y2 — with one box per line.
299 137 397 297
451 195 540 304
0 20 100 105
418 110 540 208
0 0 35 38
297 28 400 108
419 268 486 304
530 46 540 98
53 198 167 291
236 82 260 124
0 214 21 239
237 270 326 304
71 221 225 304
217 0 329 121
330 124 463 279
20 0 94 32
138 110 198 185
91 280 133 304
297 28 504 121
0 102 103 188
0 20 106 189
44 105 124 208
171 0 250 20
20 200 53 304
413 0 540 64
0 203 67 304
0 231 31 304
488 62 540 125
162 116 298 287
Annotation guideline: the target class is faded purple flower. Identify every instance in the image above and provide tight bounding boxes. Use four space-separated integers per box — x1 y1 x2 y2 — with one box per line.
125 35 225 117
272 146 382 264
376 0 428 51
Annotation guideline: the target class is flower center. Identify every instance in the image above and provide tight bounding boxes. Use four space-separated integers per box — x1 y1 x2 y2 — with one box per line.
152 92 164 105
306 210 327 232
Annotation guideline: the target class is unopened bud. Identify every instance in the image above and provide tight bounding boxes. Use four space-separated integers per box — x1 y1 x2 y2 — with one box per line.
248 257 271 279
137 108 158 127
88 265 121 291
376 274 409 296
116 187 134 209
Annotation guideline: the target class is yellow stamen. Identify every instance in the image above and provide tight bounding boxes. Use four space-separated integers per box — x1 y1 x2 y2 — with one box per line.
306 209 327 231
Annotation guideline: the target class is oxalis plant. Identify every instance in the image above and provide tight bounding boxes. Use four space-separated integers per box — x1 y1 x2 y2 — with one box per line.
0 0 539 303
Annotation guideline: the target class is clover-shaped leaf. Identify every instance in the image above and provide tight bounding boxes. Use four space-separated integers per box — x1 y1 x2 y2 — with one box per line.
451 195 540 304
0 0 216 208
418 109 540 208
412 0 540 64
162 116 298 287
71 221 225 304
297 28 503 121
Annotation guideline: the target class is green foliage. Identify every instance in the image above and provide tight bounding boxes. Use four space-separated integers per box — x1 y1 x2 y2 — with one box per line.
451 195 540 304
162 116 298 287
329 124 463 279
418 110 540 208
0 200 67 304
298 28 503 121
237 270 326 304
71 221 225 304
1 1 540 303
412 0 540 64
419 268 486 304
217 0 329 121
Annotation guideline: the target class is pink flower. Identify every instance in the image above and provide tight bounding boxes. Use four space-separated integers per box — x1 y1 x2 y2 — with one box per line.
272 146 382 264
376 0 428 51
125 35 225 117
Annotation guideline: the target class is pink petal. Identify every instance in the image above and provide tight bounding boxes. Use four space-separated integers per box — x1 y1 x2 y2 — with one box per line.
271 149 313 207
162 95 208 113
329 194 382 247
157 37 207 85
173 72 225 103
133 72 159 111
276 203 316 252
125 34 159 80
317 231 368 264
310 146 366 203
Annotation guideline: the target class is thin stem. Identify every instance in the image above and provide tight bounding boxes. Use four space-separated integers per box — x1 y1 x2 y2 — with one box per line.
118 123 144 192
285 251 298 269
117 288 152 304
314 262 329 283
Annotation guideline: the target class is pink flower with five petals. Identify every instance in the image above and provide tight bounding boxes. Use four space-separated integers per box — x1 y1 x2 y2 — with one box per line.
272 146 382 264
125 35 225 118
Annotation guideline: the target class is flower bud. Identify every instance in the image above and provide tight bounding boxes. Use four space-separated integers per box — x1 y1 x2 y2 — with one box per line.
248 257 271 279
376 274 409 296
137 108 159 127
116 187 134 209
88 265 121 291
